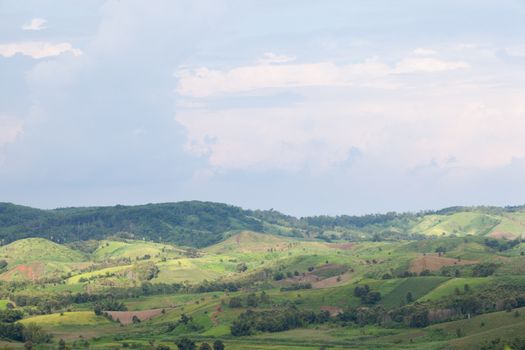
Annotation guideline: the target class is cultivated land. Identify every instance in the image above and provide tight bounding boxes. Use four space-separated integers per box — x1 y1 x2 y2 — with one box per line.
0 202 525 349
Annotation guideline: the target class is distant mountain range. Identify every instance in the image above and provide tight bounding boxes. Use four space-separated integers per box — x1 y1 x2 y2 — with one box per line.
0 201 524 247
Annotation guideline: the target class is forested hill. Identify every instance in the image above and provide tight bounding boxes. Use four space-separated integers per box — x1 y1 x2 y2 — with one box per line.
0 202 263 247
0 201 524 247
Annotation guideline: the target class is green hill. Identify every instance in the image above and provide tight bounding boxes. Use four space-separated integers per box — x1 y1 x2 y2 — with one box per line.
92 240 184 261
0 237 86 265
1 202 524 250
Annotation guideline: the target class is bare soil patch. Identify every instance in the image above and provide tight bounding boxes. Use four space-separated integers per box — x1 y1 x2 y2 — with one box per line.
105 308 168 325
490 231 518 239
409 254 477 273
326 243 355 250
0 263 45 281
312 272 353 289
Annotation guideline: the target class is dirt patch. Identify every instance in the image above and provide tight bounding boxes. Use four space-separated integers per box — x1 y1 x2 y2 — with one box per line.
326 243 355 250
278 264 352 289
409 254 478 273
490 231 518 240
105 308 168 325
312 272 353 289
0 263 45 282
211 305 222 326
320 306 343 316
310 264 348 278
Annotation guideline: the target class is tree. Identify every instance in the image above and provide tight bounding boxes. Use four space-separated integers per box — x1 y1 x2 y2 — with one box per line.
246 293 258 307
229 297 243 308
231 319 252 336
179 313 192 325
212 340 225 350
22 323 52 344
259 291 270 304
406 292 413 303
362 291 381 305
199 343 212 350
176 337 196 350
236 263 247 273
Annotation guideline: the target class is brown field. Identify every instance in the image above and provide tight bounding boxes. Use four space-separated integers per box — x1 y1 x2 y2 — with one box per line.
326 243 355 250
490 231 518 239
105 308 168 325
0 263 45 281
312 272 353 289
409 254 478 273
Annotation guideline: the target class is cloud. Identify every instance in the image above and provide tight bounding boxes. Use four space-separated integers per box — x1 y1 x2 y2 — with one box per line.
176 86 525 173
175 55 469 97
413 48 436 55
0 42 82 59
22 18 48 31
257 52 296 65
394 57 469 73
505 46 525 57
0 115 23 147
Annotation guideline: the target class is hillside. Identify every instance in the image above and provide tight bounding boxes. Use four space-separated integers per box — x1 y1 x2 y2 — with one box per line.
0 201 264 247
0 238 87 282
1 202 525 250
0 238 86 265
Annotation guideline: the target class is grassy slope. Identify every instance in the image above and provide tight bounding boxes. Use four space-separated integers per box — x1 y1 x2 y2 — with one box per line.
93 240 183 261
0 237 86 265
5 228 525 349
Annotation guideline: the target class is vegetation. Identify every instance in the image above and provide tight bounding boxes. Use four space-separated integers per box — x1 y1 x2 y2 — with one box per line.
0 202 525 349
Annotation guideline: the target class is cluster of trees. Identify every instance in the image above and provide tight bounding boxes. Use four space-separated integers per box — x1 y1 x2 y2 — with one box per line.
11 282 185 312
0 310 51 344
167 337 224 350
228 292 270 308
481 337 525 350
472 263 499 277
132 262 160 281
191 281 240 293
165 313 203 333
93 299 127 315
231 307 330 336
354 285 381 305
280 283 312 291
483 238 521 252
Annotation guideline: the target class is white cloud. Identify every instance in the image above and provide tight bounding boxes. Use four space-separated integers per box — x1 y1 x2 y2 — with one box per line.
505 46 525 57
176 87 525 172
413 48 436 56
0 115 23 147
22 18 48 31
0 42 82 59
257 52 296 65
175 55 469 97
394 57 469 74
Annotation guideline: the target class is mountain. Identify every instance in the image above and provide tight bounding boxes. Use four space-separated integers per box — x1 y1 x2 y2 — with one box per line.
0 202 524 248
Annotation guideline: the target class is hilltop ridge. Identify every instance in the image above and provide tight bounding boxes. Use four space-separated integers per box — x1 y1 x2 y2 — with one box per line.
0 201 524 248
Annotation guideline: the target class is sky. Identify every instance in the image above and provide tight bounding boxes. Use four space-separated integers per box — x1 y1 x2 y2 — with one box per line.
1 1 525 216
